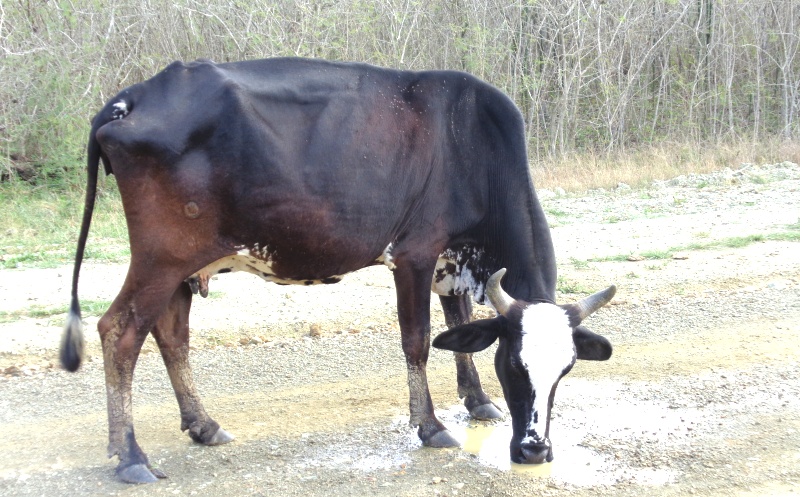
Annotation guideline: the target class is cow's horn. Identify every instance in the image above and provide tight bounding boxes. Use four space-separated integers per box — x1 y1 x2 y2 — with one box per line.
486 268 515 316
573 285 617 321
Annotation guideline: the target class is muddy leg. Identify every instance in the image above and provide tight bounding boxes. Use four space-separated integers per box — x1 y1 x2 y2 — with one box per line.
150 282 233 446
439 295 503 420
99 288 168 483
393 258 459 448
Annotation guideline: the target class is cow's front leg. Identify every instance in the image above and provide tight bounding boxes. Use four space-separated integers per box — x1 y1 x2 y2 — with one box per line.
99 292 165 484
150 282 233 446
393 258 459 448
439 295 503 420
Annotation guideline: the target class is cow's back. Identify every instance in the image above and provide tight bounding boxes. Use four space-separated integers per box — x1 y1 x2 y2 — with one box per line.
92 58 549 294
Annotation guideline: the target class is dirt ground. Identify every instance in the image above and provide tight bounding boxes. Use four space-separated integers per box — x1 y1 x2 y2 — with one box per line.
1 162 799 497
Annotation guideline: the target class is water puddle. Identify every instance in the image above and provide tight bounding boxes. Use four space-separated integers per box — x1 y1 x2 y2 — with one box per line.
305 379 691 487
434 381 683 487
438 405 617 486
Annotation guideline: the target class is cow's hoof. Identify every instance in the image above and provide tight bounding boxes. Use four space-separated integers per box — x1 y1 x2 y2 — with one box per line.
187 420 234 446
469 403 503 420
207 427 235 446
425 429 460 448
116 463 164 484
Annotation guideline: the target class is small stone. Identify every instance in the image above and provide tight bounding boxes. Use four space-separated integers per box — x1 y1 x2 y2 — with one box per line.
4 365 21 376
431 477 443 484
672 252 689 260
239 338 249 346
627 254 645 262
249 336 263 345
309 323 322 337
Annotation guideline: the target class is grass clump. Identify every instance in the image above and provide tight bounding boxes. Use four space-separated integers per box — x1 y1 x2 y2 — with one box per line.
556 276 594 295
0 299 112 323
0 178 129 269
587 232 799 264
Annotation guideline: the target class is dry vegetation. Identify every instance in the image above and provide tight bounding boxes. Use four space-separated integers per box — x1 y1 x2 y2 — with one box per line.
1 0 799 188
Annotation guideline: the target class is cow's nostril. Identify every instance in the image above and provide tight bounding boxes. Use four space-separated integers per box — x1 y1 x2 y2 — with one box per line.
515 442 552 465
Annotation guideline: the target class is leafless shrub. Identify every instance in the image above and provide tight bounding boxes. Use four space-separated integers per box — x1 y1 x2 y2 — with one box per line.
0 0 798 181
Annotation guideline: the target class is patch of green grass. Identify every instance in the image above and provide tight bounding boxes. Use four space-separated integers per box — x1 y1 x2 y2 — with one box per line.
643 206 664 217
0 299 113 323
767 232 800 242
721 235 765 248
2 251 63 269
80 299 114 316
591 254 632 263
545 207 569 218
556 276 593 295
639 249 674 260
0 179 129 269
569 257 591 270
589 231 799 263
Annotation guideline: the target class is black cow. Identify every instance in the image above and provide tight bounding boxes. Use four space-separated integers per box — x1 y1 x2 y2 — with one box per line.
60 58 616 483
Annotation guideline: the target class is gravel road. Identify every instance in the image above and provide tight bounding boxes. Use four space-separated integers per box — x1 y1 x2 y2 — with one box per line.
1 162 799 497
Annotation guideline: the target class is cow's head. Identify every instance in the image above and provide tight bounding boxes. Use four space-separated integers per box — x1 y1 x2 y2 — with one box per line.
432 269 615 465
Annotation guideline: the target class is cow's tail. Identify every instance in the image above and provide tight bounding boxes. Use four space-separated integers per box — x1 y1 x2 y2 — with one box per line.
60 117 104 372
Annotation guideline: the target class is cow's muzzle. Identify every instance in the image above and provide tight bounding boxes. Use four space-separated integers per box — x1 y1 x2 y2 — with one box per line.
512 439 553 464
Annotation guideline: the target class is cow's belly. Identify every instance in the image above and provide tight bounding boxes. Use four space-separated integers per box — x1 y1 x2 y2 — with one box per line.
186 244 395 297
186 250 344 297
187 244 490 305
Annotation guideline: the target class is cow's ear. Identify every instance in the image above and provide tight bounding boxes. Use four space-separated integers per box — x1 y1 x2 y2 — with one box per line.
432 317 506 353
573 325 612 361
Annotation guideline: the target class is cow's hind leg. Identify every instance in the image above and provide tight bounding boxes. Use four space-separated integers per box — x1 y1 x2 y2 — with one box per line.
99 284 170 483
150 282 234 446
393 257 459 448
439 295 503 420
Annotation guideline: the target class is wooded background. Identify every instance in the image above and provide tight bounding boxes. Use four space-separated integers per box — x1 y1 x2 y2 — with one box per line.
1 0 798 178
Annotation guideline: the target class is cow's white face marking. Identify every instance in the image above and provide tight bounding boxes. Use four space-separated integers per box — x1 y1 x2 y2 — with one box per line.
431 247 488 303
518 303 575 442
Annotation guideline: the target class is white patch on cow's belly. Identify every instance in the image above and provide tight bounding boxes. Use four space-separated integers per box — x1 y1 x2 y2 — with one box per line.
188 247 347 287
430 247 489 304
518 304 575 440
374 243 396 270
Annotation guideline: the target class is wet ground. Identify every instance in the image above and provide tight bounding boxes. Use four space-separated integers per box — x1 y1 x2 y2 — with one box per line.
1 163 799 496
